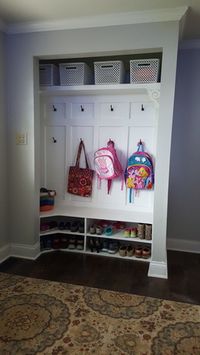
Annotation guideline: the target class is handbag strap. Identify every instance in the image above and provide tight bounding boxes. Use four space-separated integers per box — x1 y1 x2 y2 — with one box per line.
75 140 89 168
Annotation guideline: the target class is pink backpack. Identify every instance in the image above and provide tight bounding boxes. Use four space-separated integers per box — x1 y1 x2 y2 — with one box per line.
94 139 123 194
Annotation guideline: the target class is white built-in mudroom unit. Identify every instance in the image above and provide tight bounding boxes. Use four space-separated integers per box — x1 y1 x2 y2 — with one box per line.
3 8 187 278
39 55 160 266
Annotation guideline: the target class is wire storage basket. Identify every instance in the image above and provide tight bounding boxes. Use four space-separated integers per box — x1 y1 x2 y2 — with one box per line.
39 64 59 86
59 62 93 86
130 59 160 84
94 60 125 84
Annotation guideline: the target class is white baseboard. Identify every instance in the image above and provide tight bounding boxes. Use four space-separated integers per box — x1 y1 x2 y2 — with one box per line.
0 244 10 263
10 242 41 260
148 261 168 279
167 238 200 253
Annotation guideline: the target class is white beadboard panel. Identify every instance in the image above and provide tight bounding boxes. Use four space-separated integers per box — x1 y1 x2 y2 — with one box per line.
71 102 94 123
44 126 66 199
44 102 68 125
99 101 129 124
66 125 95 204
68 126 94 166
125 126 156 211
130 102 156 126
128 126 156 157
96 126 128 208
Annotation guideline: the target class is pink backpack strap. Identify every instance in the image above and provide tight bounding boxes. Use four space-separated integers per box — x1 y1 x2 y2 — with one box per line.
107 179 112 194
97 176 101 190
120 174 124 191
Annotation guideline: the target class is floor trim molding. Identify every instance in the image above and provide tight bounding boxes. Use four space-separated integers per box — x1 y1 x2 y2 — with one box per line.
148 261 168 279
167 238 200 254
9 242 41 260
0 244 10 263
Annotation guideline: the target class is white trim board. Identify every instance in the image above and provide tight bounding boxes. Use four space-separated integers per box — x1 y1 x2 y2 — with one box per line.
148 261 168 279
0 244 10 263
9 242 41 260
167 238 200 254
5 7 188 34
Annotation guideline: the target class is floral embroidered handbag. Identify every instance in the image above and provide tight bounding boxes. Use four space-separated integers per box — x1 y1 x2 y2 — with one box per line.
67 139 94 197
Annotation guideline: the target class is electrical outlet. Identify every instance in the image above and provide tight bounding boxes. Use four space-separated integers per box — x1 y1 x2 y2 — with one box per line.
16 132 28 145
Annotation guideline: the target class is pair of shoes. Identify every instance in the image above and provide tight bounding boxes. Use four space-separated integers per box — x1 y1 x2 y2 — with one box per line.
119 245 134 257
68 237 76 249
52 237 61 249
60 237 68 249
78 222 84 233
137 224 152 240
76 238 84 250
40 223 50 232
135 246 151 259
101 240 109 252
105 226 114 236
89 225 103 235
88 237 101 252
88 237 95 252
58 221 65 230
108 242 118 254
123 228 137 238
70 221 79 233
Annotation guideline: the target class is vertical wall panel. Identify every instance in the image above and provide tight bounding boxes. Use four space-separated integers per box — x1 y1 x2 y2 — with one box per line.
44 126 66 199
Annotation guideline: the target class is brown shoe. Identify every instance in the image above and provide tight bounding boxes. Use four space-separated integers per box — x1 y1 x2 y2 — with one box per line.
135 246 143 258
142 247 151 259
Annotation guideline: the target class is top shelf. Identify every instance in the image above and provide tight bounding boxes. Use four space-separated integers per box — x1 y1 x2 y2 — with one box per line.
39 83 161 96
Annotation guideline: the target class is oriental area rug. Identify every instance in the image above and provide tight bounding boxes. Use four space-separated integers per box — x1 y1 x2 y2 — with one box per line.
0 272 200 355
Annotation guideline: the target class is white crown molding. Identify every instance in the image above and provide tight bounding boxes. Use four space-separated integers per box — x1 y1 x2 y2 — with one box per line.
179 39 200 50
6 6 188 34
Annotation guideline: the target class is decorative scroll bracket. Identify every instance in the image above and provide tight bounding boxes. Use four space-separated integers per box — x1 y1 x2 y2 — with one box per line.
147 89 160 109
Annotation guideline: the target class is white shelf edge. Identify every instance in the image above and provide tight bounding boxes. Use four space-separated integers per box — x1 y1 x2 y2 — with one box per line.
87 233 152 244
40 230 84 236
40 205 153 224
39 83 161 96
85 249 151 262
40 247 151 262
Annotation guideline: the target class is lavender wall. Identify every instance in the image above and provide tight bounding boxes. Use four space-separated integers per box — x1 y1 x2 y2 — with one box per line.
168 46 200 246
0 31 8 249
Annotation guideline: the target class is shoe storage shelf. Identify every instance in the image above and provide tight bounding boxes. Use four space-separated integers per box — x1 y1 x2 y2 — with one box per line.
40 207 152 262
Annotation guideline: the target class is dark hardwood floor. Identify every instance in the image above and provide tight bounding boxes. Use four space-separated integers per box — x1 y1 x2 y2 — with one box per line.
0 250 199 305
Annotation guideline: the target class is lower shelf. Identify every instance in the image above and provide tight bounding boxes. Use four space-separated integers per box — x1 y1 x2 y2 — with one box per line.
40 247 151 262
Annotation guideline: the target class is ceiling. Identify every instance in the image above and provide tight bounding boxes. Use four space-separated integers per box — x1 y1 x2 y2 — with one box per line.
0 0 200 39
